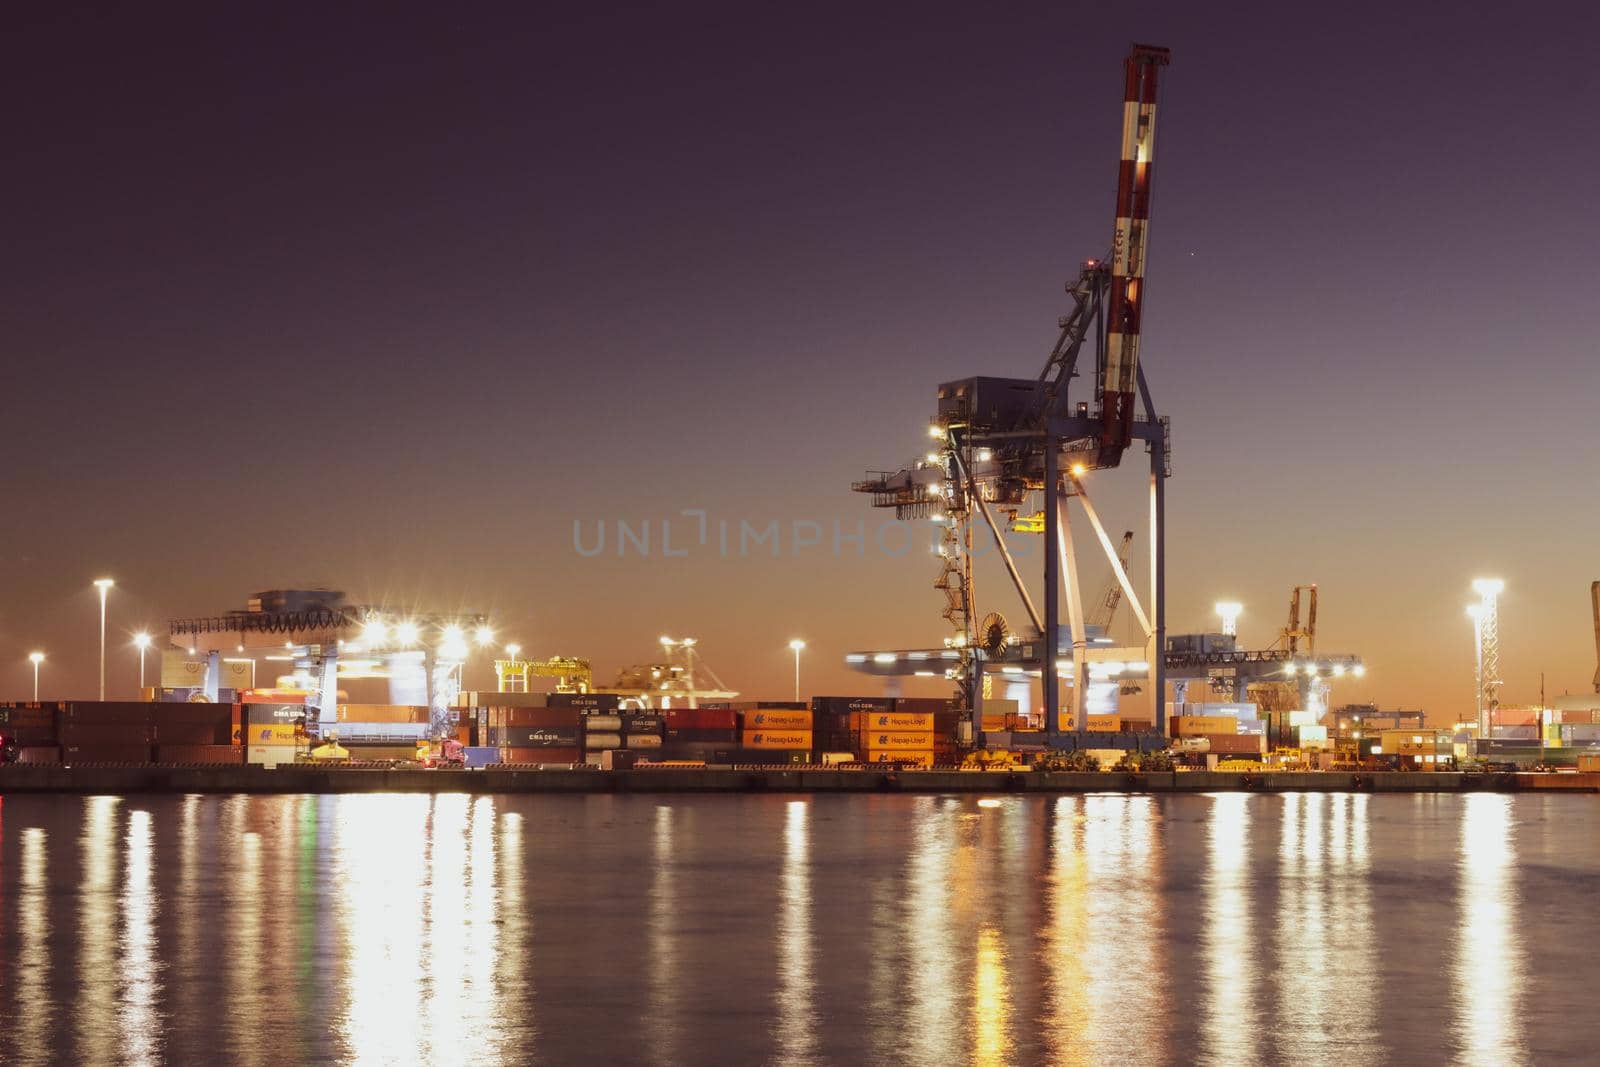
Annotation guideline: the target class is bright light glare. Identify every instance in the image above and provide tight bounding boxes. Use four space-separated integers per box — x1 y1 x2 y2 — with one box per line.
474 625 495 647
361 619 388 646
93 578 115 591
1069 463 1087 477
977 798 1002 809
927 425 944 438
505 643 522 659
132 632 152 650
789 639 806 651
393 621 420 646
28 651 44 664
1353 664 1367 677
1471 578 1504 596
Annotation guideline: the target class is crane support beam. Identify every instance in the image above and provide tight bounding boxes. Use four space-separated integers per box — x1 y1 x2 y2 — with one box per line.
1069 472 1154 637
956 449 1043 635
1591 580 1599 694
1058 494 1089 738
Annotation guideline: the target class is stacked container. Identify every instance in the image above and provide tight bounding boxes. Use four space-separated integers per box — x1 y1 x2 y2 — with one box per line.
737 703 813 764
855 707 935 767
154 702 242 764
245 703 304 766
0 702 63 763
59 702 154 763
662 708 739 762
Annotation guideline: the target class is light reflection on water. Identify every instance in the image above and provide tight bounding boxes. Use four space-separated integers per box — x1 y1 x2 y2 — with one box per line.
0 791 1570 1066
1454 793 1527 1067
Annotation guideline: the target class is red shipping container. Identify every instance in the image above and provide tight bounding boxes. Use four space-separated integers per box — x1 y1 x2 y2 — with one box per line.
16 745 62 765
61 702 154 725
156 745 244 764
665 709 738 730
151 703 236 725
503 707 582 728
501 746 582 765
63 744 151 763
59 722 155 744
0 706 57 729
155 722 234 745
1205 733 1265 756
3 726 58 746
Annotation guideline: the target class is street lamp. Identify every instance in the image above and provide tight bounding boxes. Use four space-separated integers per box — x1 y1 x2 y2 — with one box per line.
132 632 153 691
28 651 44 701
93 578 114 700
788 639 806 702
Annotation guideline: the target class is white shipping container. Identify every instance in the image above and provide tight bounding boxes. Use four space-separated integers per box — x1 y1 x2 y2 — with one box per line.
247 744 297 768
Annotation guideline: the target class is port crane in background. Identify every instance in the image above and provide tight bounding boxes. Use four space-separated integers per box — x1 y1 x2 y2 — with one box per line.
853 44 1173 749
495 654 593 694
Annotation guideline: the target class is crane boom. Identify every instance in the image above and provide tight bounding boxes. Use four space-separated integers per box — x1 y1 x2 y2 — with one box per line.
1089 530 1135 631
1099 44 1170 465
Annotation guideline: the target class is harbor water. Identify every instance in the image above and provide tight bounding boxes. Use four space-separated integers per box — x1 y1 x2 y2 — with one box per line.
0 791 1596 1065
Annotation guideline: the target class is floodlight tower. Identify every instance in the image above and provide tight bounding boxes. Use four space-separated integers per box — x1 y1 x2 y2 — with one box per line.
1472 578 1504 738
1466 604 1484 737
1215 602 1242 638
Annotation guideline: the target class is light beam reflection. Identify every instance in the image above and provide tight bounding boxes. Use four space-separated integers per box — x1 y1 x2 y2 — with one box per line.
1201 793 1258 1066
774 800 818 1066
647 805 680 1065
78 796 120 1065
17 827 51 1067
1453 794 1527 1067
120 809 160 1066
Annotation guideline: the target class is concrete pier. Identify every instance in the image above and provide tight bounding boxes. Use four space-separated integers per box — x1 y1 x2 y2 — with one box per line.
2 766 1597 794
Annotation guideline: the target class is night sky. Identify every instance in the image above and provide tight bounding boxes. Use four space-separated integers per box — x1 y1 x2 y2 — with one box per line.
6 2 1597 717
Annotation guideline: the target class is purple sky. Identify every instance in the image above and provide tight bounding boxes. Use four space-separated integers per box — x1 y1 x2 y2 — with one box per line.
5 2 1598 718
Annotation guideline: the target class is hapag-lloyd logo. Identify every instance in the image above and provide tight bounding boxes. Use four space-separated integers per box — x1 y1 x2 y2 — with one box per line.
572 510 1044 559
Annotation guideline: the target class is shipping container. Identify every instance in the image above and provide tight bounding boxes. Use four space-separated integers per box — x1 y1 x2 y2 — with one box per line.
1056 714 1122 732
241 723 300 746
493 707 581 728
61 702 154 725
735 749 811 765
859 731 933 751
1172 715 1238 736
337 704 425 724
583 714 623 733
860 751 935 768
455 691 548 709
463 746 500 768
502 746 582 764
150 703 235 724
744 709 813 730
856 711 934 733
741 730 813 750
156 745 244 764
245 703 306 726
489 726 581 748
155 722 234 745
1204 733 1265 756
59 722 155 744
584 732 622 750
2 725 58 746
246 744 297 767
623 733 662 749
665 708 738 730
660 741 739 763
1577 755 1600 773
0 706 56 729
620 714 665 735
15 745 62 765
735 701 807 710
63 744 151 763
549 693 621 711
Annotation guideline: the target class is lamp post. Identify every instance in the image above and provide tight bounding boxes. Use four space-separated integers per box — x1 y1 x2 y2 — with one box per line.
133 632 152 692
93 578 114 700
29 651 44 701
788 639 806 702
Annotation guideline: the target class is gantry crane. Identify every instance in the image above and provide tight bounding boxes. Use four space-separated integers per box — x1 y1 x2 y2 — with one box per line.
1590 581 1599 694
852 44 1174 746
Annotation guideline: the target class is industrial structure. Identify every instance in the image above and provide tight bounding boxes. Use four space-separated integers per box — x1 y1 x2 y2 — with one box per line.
167 589 490 736
851 43 1174 750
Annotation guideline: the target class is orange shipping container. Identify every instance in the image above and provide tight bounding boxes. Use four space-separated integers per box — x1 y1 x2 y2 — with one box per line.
741 730 813 750
859 731 933 751
1058 714 1122 732
852 711 935 734
861 751 934 768
242 723 299 745
1172 715 1237 736
744 709 813 730
337 704 427 724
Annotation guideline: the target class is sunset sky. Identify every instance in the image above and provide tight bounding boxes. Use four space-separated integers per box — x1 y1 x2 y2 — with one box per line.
5 2 1597 720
